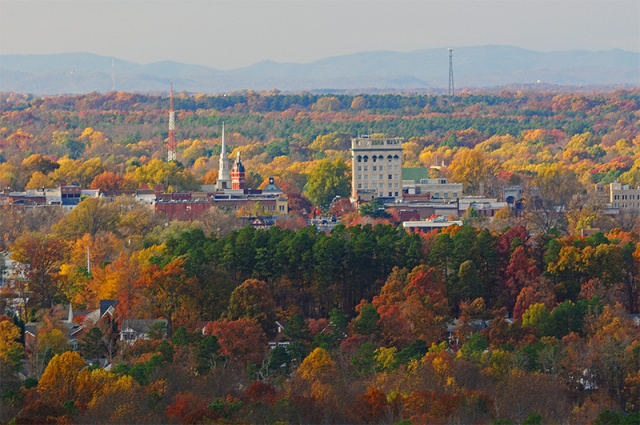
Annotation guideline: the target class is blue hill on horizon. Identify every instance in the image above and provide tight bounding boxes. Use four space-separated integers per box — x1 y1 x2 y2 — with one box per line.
1 46 638 94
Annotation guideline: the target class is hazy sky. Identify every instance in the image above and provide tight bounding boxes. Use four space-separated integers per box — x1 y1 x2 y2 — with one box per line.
1 0 638 70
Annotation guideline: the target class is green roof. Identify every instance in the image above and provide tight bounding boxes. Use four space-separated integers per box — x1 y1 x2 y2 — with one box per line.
402 167 430 182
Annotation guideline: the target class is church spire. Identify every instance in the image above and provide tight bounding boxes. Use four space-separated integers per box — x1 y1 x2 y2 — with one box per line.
217 122 231 190
221 122 226 158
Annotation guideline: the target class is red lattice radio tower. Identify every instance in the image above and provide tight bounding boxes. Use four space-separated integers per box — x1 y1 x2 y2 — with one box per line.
168 83 177 161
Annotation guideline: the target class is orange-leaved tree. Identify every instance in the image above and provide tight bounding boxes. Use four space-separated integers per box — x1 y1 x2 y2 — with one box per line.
90 171 127 191
204 318 267 366
11 232 66 309
138 257 199 338
226 279 277 338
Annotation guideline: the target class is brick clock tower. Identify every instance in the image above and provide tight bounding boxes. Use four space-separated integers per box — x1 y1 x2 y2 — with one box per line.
231 152 245 190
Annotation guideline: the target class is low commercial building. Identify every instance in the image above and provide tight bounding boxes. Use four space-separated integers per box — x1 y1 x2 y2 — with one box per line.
610 181 640 211
0 183 98 212
402 216 463 232
402 174 463 201
458 198 508 218
387 200 459 220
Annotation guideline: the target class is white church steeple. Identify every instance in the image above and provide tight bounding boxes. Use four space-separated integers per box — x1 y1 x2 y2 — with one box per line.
216 122 231 190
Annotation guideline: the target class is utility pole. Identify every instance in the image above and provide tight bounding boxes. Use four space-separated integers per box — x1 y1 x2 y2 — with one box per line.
448 48 455 97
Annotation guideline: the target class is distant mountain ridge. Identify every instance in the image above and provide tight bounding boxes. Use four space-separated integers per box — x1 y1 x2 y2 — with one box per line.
1 46 638 94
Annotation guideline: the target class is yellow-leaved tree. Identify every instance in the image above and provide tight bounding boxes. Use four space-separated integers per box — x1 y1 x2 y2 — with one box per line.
448 149 497 195
38 351 86 405
0 320 23 374
0 320 21 358
525 163 581 234
83 370 141 422
297 347 336 383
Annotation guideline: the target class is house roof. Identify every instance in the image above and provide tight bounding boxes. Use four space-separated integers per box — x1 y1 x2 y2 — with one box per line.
447 318 491 333
121 319 167 335
24 324 37 336
269 332 290 344
81 300 119 325
84 309 101 324
99 300 119 317
195 321 209 331
64 322 84 338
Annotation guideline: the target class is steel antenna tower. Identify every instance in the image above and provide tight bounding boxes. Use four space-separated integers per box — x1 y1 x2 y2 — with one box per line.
168 83 177 161
448 48 454 97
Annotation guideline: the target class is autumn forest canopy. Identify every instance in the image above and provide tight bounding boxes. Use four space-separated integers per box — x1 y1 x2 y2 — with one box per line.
1 89 639 195
0 89 639 425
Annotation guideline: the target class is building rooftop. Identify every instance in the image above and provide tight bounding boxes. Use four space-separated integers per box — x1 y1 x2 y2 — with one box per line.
402 168 431 182
351 136 404 150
